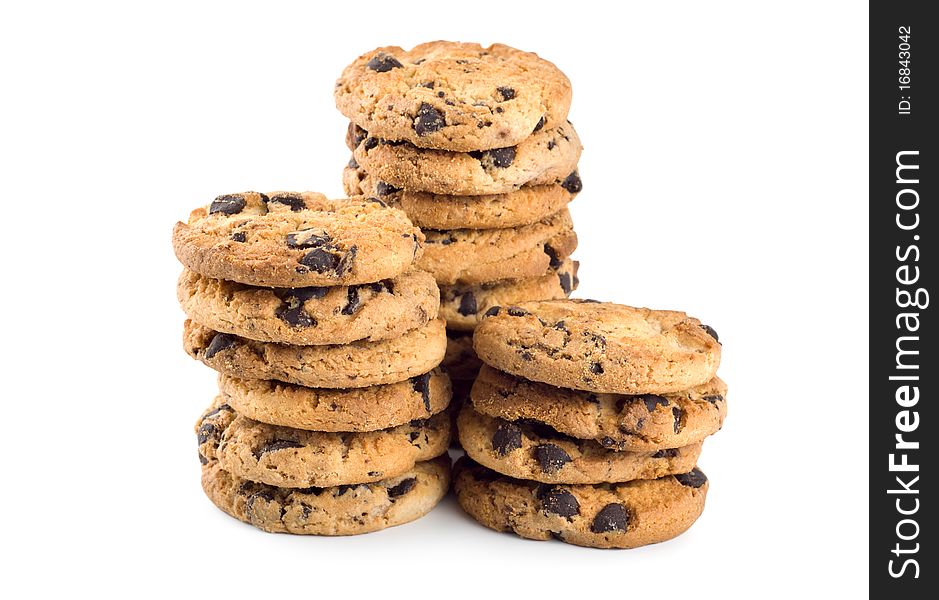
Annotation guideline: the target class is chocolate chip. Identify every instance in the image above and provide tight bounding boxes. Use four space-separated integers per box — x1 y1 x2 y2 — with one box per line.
367 471 381 477
585 393 599 404
387 477 417 498
258 193 270 203
468 150 483 160
672 406 683 433
366 53 403 72
638 394 669 412
507 307 529 317
487 147 516 168
369 280 394 294
414 103 446 135
546 140 556 150
289 287 329 302
335 484 364 496
197 423 216 445
703 394 724 404
363 137 379 150
295 487 323 496
411 373 432 412
366 197 387 207
198 452 208 465
533 116 545 132
230 232 246 243
554 320 568 332
591 503 630 533
558 272 572 294
347 156 359 169
458 292 477 316
408 431 420 443
590 362 603 375
256 439 304 458
484 306 501 317
276 304 316 328
418 81 434 89
204 332 237 359
286 229 331 249
544 244 562 268
299 248 339 273
534 444 571 474
201 404 232 419
675 467 707 488
700 324 720 342
341 286 360 315
653 448 680 459
245 490 275 514
560 171 583 194
376 181 400 196
336 245 358 276
600 436 617 448
496 86 516 101
519 350 534 361
536 486 580 518
209 194 246 215
491 422 522 456
268 193 306 211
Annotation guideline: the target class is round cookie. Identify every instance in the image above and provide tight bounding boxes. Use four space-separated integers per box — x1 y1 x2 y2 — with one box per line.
442 331 482 382
219 369 451 432
453 457 708 549
418 210 577 286
458 405 702 484
349 122 582 196
177 268 439 346
202 455 451 536
196 399 450 488
473 299 722 394
335 41 572 152
172 191 423 288
183 318 447 389
471 365 727 452
344 164 577 230
440 259 578 331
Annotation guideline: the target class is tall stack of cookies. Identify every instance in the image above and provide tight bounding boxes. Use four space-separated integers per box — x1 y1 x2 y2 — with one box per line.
453 299 726 549
172 191 453 535
335 42 583 415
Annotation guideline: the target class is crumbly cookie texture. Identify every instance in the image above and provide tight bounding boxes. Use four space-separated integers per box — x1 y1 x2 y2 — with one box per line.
335 41 572 152
219 369 451 432
418 210 577 286
344 164 578 230
177 268 439 346
202 455 451 536
439 259 578 331
348 122 582 196
172 191 423 288
195 397 450 488
473 299 722 394
458 405 701 484
453 457 708 549
471 365 727 451
442 331 483 382
184 318 447 389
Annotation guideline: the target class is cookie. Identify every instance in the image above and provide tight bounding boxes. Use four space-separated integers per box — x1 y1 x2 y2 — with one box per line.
202 455 450 536
344 164 577 230
471 365 727 452
442 331 483 382
439 259 578 331
183 318 446 389
418 210 577 286
172 191 423 288
196 398 450 488
453 457 708 549
348 122 582 196
473 299 722 394
457 404 701 484
219 369 451 432
177 268 439 346
335 41 572 152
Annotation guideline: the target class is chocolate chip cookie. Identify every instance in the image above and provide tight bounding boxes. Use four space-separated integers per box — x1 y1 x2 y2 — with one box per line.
348 122 582 196
344 164 578 230
219 369 451 432
202 454 451 536
177 268 439 346
471 365 727 452
418 210 577 286
196 397 450 487
453 457 708 549
172 191 423 287
335 41 572 152
473 299 722 394
184 318 447 388
439 259 578 331
457 405 702 484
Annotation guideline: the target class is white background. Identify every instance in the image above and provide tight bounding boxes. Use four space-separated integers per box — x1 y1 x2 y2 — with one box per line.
0 1 868 597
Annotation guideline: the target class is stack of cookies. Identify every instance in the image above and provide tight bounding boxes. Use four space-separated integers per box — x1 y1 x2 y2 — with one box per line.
172 191 453 535
335 42 583 411
453 299 726 549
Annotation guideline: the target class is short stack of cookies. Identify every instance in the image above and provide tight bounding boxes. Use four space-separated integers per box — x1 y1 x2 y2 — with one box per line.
335 41 583 412
172 191 453 535
453 299 726 549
